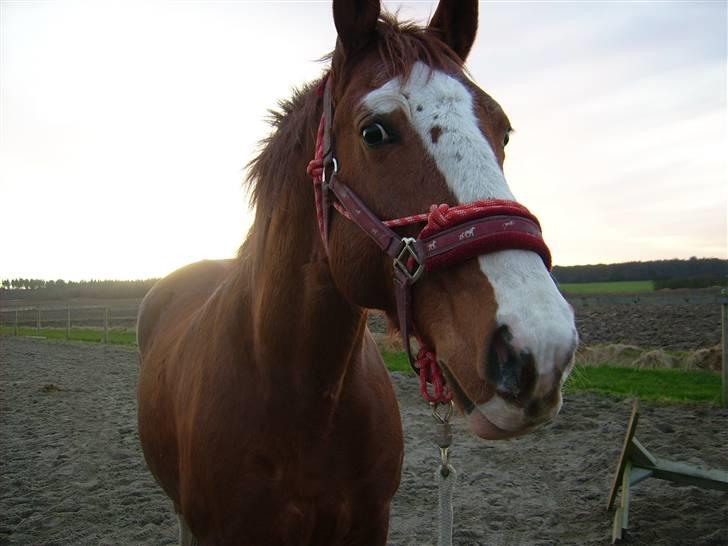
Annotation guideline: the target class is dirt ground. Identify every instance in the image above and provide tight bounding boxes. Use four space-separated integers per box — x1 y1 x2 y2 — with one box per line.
1 337 726 546
572 303 721 350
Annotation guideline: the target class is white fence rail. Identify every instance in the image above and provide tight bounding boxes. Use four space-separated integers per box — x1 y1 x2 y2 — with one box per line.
0 305 139 344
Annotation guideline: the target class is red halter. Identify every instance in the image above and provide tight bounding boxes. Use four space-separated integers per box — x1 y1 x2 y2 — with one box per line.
306 77 551 404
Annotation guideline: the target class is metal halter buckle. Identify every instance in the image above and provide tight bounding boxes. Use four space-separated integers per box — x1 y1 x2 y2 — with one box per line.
394 237 424 282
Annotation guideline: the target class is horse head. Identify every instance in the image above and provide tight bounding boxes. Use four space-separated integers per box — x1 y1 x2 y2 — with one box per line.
321 0 578 439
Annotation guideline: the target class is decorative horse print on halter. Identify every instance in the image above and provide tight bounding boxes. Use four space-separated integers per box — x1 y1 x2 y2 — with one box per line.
136 1 578 544
459 227 475 240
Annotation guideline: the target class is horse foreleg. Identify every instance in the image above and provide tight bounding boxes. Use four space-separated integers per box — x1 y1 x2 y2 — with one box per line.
178 513 200 546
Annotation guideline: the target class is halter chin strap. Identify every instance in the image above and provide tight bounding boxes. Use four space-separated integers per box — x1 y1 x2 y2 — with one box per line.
306 76 552 404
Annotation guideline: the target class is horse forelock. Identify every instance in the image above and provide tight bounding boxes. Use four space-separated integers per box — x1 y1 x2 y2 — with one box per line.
328 13 464 100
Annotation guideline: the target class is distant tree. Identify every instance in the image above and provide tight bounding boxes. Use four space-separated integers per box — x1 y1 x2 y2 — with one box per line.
552 258 727 283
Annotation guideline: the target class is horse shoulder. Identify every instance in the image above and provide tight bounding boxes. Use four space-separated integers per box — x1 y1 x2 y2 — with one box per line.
137 259 235 356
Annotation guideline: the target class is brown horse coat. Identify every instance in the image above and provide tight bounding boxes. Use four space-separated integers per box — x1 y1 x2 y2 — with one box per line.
137 1 577 544
138 253 403 543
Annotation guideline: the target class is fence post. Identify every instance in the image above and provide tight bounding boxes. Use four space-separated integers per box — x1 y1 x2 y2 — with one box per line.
104 307 109 344
66 305 71 340
14 309 18 336
36 307 41 336
721 289 727 408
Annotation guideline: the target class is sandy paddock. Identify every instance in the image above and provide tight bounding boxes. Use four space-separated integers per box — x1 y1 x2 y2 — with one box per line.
1 337 726 545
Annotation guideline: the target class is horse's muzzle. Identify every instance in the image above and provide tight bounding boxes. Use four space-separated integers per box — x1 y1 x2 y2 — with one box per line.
465 323 576 439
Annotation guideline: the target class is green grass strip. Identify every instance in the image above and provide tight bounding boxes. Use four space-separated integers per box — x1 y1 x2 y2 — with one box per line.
382 351 720 405
565 365 721 404
0 327 137 346
558 280 654 294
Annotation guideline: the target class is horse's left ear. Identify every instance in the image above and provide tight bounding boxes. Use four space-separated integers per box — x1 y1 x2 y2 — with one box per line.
333 0 381 58
427 0 478 62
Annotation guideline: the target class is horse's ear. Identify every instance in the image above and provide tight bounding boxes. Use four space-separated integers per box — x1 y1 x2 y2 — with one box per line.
427 0 478 62
332 0 380 58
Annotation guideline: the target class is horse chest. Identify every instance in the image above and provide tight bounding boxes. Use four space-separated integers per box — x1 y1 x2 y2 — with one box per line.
182 393 403 545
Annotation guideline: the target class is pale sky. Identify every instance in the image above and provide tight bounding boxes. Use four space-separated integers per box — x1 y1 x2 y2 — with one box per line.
1 1 726 281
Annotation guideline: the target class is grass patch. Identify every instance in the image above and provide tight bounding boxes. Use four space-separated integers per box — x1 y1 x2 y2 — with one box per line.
0 327 137 346
382 350 721 405
565 365 721 404
558 280 654 294
381 351 413 373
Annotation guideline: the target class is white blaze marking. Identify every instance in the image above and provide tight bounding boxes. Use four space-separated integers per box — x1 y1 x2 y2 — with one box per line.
364 62 512 202
363 62 577 417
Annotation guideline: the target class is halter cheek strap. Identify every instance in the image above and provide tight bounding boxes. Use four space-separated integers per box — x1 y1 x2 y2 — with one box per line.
306 77 552 404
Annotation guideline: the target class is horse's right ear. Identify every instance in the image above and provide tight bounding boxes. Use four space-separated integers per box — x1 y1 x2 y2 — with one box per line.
333 0 380 58
428 0 478 62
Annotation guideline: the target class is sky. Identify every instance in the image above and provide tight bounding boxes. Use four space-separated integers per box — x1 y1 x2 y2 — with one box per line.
1 0 726 281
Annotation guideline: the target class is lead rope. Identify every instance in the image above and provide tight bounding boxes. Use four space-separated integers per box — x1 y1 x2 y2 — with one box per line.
433 401 456 546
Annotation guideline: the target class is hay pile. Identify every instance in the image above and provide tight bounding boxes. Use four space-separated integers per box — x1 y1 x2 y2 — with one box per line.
576 343 721 372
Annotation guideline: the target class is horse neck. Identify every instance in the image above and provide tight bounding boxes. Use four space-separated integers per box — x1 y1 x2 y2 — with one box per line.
238 98 367 407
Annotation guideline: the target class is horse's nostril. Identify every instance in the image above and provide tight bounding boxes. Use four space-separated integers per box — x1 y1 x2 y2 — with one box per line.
487 325 536 401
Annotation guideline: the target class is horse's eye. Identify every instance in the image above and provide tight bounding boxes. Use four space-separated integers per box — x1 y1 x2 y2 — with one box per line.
361 123 390 147
503 132 510 147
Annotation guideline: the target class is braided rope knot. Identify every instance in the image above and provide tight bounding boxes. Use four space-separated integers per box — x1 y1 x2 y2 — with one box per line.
306 158 324 181
425 203 451 232
414 345 452 404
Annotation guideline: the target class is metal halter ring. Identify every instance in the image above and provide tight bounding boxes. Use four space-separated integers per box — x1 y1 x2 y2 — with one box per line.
322 157 339 183
432 400 454 424
394 237 424 282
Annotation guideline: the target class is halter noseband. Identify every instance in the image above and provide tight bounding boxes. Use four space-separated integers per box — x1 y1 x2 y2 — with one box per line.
306 76 552 404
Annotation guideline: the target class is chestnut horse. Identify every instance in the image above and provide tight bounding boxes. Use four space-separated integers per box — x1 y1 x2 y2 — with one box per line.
137 1 578 544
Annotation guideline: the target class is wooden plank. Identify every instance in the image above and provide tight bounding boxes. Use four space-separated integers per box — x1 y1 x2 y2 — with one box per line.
612 461 633 542
649 458 728 491
607 400 640 510
621 460 632 530
627 437 656 468
611 505 624 544
628 467 653 487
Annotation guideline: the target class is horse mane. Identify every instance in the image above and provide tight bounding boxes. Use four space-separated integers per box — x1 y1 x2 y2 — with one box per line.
362 12 463 85
241 13 462 258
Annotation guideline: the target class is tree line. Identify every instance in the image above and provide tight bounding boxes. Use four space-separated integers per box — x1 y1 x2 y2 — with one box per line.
2 258 725 300
552 257 726 285
0 278 159 300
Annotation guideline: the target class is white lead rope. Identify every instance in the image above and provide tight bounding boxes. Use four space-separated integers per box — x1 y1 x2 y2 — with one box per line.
437 463 457 546
432 402 456 546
